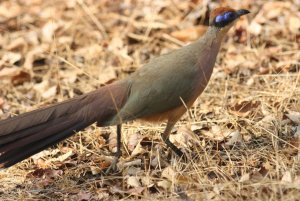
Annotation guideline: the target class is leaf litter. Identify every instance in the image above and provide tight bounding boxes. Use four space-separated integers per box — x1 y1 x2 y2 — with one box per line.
0 0 300 200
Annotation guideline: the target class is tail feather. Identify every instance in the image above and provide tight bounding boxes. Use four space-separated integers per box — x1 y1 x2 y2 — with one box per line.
0 81 131 168
0 116 81 151
0 120 87 168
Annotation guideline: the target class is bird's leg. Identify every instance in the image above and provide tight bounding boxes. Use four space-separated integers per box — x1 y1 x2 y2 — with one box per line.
105 124 122 174
161 121 184 158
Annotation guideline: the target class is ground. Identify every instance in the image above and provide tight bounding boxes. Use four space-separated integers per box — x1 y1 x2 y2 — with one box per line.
0 0 300 200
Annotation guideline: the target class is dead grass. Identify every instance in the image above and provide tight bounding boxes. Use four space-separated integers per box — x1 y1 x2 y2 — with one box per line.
0 0 300 200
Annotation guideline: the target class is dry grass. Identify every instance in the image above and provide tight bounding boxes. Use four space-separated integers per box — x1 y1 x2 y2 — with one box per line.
0 0 300 200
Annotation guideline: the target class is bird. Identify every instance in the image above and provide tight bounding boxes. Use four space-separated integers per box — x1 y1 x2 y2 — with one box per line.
0 7 250 169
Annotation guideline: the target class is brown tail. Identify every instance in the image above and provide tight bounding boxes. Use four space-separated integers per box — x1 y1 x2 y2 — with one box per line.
0 81 130 168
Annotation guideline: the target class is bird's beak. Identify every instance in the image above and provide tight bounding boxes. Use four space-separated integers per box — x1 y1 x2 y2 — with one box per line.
236 9 250 17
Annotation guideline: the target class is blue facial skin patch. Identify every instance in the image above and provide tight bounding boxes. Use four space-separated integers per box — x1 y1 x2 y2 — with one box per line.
214 12 237 27
224 12 236 21
215 15 225 23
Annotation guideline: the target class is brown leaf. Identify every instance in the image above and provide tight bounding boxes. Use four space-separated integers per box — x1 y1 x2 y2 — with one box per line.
77 191 92 201
27 168 63 179
229 101 261 117
11 71 31 86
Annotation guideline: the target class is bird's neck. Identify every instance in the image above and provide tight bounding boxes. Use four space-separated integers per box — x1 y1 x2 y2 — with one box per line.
201 26 226 47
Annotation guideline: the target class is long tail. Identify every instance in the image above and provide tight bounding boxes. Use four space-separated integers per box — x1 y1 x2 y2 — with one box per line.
0 81 130 168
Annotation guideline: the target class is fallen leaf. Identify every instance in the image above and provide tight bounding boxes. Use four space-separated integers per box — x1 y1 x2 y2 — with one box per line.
108 130 117 153
157 180 171 190
77 191 92 201
56 150 73 162
41 85 57 99
225 131 242 146
229 101 261 117
127 187 145 195
201 125 231 141
27 168 63 179
11 71 31 86
281 171 293 183
127 132 143 152
127 176 141 188
239 173 250 182
161 166 176 181
286 111 300 125
131 143 145 157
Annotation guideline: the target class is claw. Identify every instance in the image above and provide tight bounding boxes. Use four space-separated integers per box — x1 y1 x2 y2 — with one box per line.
104 157 120 174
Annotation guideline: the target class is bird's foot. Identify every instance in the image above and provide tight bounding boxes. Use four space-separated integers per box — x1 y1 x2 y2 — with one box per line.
161 133 188 161
104 151 121 175
105 157 119 174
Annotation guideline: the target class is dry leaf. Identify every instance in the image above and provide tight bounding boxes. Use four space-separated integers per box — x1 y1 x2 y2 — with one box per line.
127 132 143 151
201 125 232 141
229 101 261 117
157 180 171 190
131 143 145 157
281 171 293 183
108 130 117 153
161 166 176 181
90 166 101 175
127 176 141 188
286 111 300 125
11 71 31 86
27 168 63 179
225 131 242 146
77 191 92 201
239 173 250 182
126 187 145 195
56 150 73 162
41 86 57 99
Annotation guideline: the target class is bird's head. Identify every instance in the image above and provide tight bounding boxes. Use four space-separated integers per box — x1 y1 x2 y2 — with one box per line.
209 7 250 34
